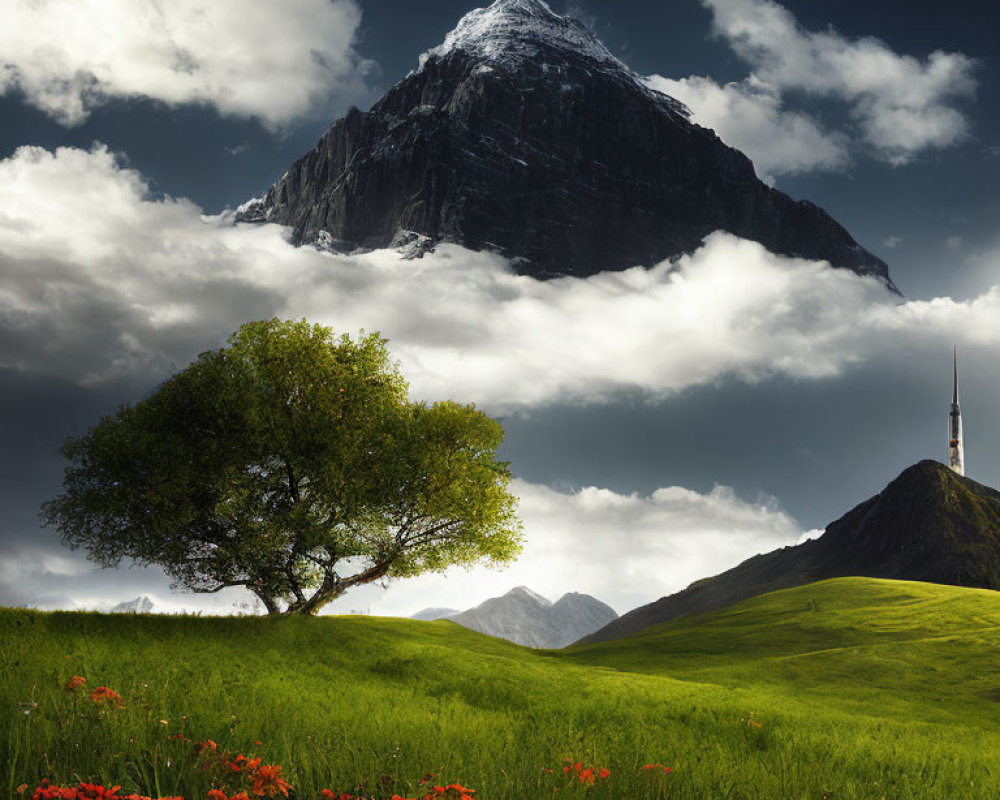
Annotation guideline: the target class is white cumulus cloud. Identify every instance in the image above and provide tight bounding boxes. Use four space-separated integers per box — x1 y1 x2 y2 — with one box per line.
0 479 805 617
4 144 1000 413
645 74 848 182
701 0 976 165
0 0 369 129
652 0 976 175
367 478 804 616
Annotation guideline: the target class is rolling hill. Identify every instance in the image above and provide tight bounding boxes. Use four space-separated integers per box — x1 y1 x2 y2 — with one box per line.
3 577 1000 799
583 460 1000 644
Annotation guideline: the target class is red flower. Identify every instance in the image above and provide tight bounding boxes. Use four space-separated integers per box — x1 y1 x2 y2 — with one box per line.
251 764 291 797
208 790 228 800
65 676 87 691
199 740 218 752
641 763 672 774
90 687 125 708
421 785 475 800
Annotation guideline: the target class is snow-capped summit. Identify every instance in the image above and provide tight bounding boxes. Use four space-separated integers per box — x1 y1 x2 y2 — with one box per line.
236 0 892 284
418 0 628 75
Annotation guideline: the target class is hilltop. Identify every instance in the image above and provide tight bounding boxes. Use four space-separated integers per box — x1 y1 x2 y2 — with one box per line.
583 460 1000 643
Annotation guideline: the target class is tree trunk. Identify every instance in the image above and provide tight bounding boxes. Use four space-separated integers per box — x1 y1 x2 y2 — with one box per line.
252 588 280 615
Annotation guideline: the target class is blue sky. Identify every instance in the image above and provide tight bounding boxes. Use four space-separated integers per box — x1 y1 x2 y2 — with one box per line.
1 0 998 616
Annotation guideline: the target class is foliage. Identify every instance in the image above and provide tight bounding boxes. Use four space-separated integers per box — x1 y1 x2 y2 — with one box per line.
3 578 1000 799
40 319 522 615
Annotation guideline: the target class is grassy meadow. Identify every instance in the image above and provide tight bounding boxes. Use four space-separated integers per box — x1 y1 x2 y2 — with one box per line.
3 577 1000 800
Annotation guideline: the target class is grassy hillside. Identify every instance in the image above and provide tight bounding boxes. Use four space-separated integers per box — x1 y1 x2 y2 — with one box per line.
3 578 999 800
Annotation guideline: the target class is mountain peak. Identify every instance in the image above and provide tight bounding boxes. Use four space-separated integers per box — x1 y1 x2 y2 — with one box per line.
507 586 552 606
236 0 892 282
581 460 1000 644
417 0 626 74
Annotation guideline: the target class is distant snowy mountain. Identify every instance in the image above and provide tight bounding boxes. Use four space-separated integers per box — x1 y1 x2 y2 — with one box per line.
446 586 617 648
111 595 153 613
410 607 460 621
236 0 891 285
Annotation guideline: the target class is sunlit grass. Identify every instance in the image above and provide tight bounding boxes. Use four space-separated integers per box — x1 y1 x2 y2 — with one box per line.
3 577 999 799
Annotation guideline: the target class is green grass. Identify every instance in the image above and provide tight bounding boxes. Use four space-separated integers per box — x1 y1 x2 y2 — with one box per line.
3 577 1000 800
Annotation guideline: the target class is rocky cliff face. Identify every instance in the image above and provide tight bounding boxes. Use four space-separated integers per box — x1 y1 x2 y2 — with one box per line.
581 461 1000 644
236 0 892 285
446 586 618 648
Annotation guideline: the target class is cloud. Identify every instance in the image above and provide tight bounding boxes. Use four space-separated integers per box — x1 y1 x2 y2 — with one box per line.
0 478 804 616
883 236 903 249
699 0 977 166
5 145 1000 414
369 478 805 615
645 74 848 181
0 542 253 613
651 0 976 175
0 0 369 129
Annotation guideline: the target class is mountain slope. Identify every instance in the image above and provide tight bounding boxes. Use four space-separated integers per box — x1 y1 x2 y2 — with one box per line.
236 0 891 284
446 585 617 647
582 460 1000 643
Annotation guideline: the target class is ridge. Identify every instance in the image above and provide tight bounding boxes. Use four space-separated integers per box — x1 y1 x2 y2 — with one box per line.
580 460 1000 644
417 0 630 77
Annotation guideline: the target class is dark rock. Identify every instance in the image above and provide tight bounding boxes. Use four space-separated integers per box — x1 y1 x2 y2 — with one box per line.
236 0 893 287
580 460 1000 644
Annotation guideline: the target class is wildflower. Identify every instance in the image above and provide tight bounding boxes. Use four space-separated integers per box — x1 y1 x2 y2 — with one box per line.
251 764 291 797
159 720 169 726
420 774 436 786
421 784 475 800
90 687 125 708
65 676 87 691
17 785 28 794
199 740 218 752
641 764 671 774
208 791 228 800
77 783 122 800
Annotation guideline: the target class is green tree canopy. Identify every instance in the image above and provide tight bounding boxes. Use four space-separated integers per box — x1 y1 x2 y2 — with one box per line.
41 319 522 615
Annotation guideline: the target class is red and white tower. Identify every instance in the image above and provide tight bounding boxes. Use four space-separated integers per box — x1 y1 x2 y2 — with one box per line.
948 347 965 476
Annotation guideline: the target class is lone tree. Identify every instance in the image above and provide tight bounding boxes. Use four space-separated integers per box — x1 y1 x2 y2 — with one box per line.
42 319 522 615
